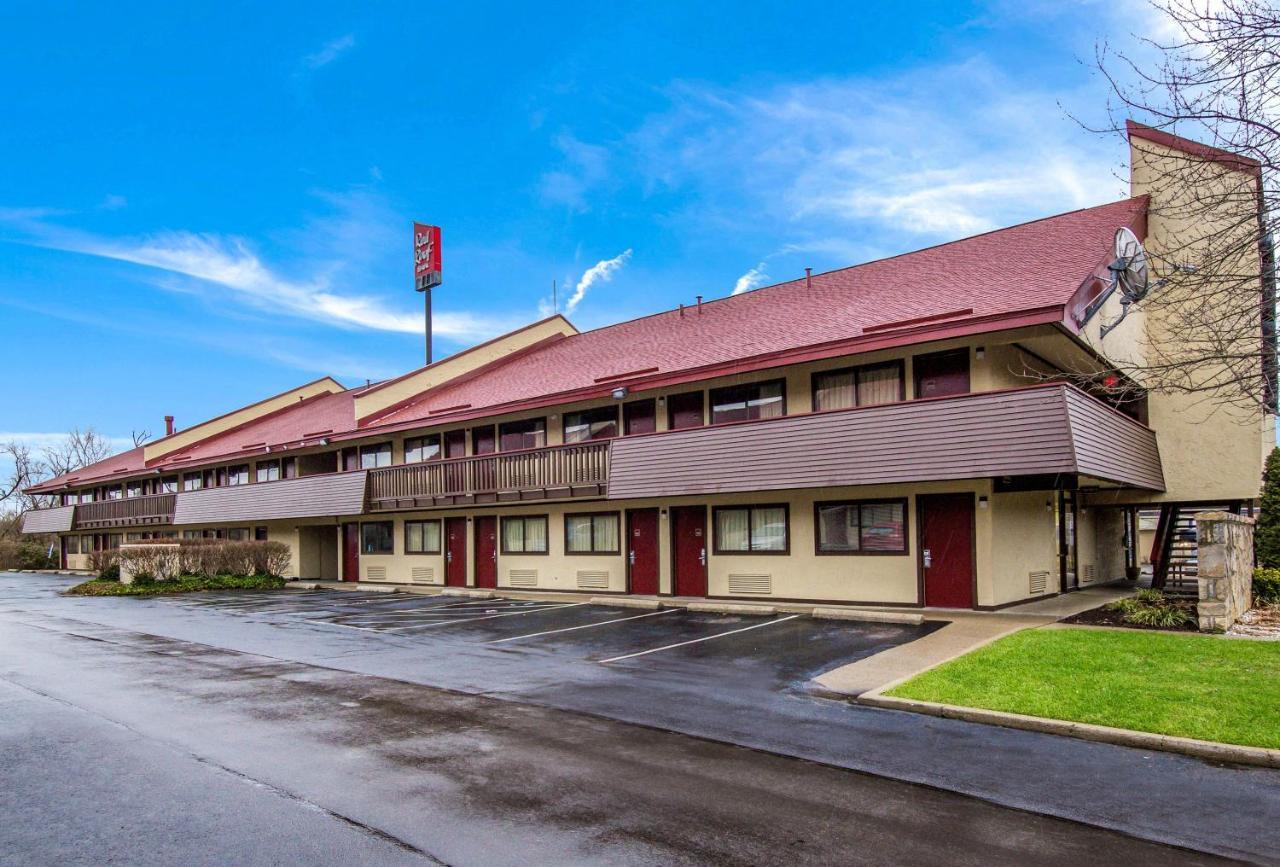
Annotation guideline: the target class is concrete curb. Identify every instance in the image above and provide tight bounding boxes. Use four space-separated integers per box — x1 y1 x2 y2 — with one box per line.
684 601 777 616
591 596 663 609
812 607 925 625
441 588 495 599
857 692 1280 769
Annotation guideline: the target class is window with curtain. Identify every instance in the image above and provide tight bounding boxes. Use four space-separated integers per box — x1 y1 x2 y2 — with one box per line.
714 505 788 553
563 407 619 443
565 513 620 553
256 460 280 483
501 515 548 553
182 473 202 491
227 465 250 486
404 435 441 463
65 535 79 555
499 419 546 451
361 521 394 554
815 500 907 554
158 476 178 493
126 481 143 498
360 443 392 469
709 380 786 424
405 520 442 554
813 361 903 411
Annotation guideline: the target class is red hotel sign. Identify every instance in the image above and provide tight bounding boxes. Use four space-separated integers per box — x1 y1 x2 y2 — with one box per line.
413 222 442 287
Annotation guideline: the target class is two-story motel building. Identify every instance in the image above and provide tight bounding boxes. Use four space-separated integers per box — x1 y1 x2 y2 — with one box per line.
21 123 1276 609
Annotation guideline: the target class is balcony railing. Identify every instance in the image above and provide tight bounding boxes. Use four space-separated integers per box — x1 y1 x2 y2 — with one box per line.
74 493 177 529
367 441 610 510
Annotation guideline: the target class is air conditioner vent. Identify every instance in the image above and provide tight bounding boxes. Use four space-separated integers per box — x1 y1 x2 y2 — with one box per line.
1082 564 1096 584
1028 571 1050 594
365 566 387 582
728 573 772 595
411 567 435 583
576 570 609 590
507 569 538 588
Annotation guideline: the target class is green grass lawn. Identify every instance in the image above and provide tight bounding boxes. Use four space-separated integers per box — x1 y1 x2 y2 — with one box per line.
66 574 286 596
886 628 1280 750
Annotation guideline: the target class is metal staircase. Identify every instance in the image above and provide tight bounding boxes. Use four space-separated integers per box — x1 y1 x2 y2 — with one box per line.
1150 503 1241 597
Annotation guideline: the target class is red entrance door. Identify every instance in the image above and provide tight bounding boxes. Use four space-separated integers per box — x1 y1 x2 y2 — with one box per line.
341 523 359 582
627 509 659 595
445 517 467 587
919 493 975 608
670 506 707 597
474 516 497 589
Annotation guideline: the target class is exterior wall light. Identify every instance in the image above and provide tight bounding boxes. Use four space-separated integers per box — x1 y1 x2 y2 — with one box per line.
612 386 628 400
978 496 988 509
975 346 985 360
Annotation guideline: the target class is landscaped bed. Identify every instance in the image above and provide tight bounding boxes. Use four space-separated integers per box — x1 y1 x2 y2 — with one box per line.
67 574 286 596
885 628 1280 750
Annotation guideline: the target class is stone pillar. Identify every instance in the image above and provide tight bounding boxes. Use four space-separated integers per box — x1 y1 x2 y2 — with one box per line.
1194 511 1255 632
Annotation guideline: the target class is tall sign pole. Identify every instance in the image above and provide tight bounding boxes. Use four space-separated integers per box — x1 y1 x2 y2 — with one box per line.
413 223 442 365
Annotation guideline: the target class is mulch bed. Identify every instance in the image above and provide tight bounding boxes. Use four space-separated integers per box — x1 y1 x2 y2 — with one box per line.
1062 602 1199 632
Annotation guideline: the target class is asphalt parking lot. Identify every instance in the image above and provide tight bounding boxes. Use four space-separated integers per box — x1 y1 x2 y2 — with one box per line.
156 588 938 692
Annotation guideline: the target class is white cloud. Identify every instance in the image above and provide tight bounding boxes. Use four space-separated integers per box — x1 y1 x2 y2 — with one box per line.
566 249 632 314
538 133 612 211
731 262 768 295
303 34 356 70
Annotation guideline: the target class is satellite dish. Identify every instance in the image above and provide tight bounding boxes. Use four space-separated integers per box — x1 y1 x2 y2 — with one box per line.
1112 227 1149 301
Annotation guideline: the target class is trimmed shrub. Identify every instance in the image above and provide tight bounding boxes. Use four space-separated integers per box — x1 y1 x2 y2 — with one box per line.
87 549 120 580
124 539 291 580
1254 568 1280 605
1105 589 1194 629
1257 447 1280 569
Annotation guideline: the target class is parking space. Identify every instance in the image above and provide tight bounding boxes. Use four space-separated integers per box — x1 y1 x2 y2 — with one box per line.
152 587 941 690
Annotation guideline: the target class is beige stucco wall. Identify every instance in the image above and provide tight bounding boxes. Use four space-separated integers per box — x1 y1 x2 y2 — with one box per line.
987 491 1058 606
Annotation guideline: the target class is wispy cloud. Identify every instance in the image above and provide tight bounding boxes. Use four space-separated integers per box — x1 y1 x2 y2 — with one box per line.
731 262 768 295
538 132 612 211
0 431 135 452
566 249 632 314
0 194 516 343
302 34 356 70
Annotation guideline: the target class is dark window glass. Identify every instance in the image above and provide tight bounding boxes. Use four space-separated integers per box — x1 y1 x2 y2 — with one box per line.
472 426 497 455
444 430 466 458
361 521 394 554
710 380 786 424
667 391 704 430
816 500 907 554
623 399 656 435
404 435 442 463
226 527 249 541
254 526 269 541
564 407 618 443
65 535 79 554
282 457 298 479
359 443 392 469
913 349 970 399
814 361 903 411
107 486 123 500
498 418 546 452
256 460 280 483
714 506 788 553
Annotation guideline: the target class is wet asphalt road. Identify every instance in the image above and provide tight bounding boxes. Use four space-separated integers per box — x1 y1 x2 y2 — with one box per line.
0 574 1274 865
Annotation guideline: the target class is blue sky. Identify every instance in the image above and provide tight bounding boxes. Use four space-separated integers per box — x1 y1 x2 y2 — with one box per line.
0 0 1168 452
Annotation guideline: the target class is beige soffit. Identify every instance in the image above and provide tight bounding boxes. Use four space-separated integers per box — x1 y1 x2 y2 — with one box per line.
144 377 345 463
171 472 368 525
354 315 579 423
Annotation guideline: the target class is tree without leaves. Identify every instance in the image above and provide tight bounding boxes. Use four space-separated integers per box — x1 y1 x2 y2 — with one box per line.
0 429 118 521
1088 0 1279 413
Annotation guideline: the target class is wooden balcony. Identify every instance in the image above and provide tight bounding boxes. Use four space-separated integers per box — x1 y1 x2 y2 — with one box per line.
367 441 610 511
74 493 177 529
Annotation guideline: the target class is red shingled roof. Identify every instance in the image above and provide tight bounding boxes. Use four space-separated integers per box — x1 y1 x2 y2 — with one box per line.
369 196 1148 428
28 195 1148 490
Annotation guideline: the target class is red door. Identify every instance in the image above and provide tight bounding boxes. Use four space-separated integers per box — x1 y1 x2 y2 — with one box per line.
913 349 970 399
919 494 975 608
670 505 707 597
341 523 359 582
445 517 467 587
474 516 497 589
627 509 659 594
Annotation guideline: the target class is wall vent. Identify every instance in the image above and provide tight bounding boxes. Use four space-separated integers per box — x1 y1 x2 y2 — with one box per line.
728 573 772 595
576 570 610 590
411 566 435 583
365 566 387 582
507 569 538 588
1028 571 1050 594
1082 564 1096 584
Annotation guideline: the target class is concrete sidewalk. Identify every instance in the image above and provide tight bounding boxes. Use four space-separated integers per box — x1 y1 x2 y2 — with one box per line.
814 586 1131 696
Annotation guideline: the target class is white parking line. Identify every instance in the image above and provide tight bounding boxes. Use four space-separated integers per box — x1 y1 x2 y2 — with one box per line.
597 615 801 664
487 608 678 643
390 602 587 631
